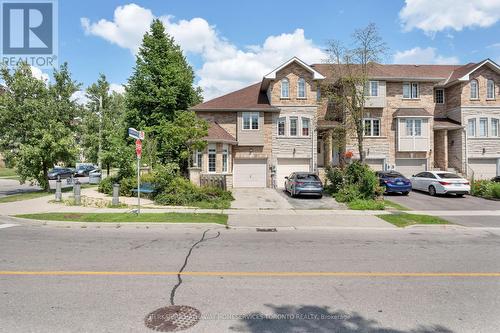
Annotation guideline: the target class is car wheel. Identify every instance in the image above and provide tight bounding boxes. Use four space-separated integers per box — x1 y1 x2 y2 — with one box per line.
318 194 323 199
428 185 437 196
402 191 409 196
456 194 464 198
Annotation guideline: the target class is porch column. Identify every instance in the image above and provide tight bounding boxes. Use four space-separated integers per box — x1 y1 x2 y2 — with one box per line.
325 129 333 166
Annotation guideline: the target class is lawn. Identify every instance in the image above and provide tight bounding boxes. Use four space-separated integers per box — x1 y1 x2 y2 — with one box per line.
377 213 450 228
0 168 17 177
16 212 228 225
0 191 51 203
383 199 410 211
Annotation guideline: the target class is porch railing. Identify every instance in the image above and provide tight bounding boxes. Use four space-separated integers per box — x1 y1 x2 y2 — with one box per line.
200 174 227 190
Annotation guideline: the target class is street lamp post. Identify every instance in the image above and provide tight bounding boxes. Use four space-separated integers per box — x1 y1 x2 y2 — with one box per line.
97 96 102 171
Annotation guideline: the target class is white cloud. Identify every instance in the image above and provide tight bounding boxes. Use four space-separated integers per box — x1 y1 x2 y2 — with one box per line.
400 0 500 34
29 66 49 82
81 4 326 100
71 90 89 105
109 83 125 94
393 47 460 64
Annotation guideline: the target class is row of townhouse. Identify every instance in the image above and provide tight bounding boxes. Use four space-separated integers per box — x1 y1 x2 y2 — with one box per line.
189 57 500 188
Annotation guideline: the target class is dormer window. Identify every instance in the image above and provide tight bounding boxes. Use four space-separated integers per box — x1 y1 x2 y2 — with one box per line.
487 79 495 100
281 78 289 98
297 78 306 98
470 79 479 99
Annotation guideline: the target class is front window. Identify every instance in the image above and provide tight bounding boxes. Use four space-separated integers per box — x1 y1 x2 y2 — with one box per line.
434 89 444 104
364 118 380 136
403 82 419 99
281 78 289 98
277 117 286 136
487 79 495 99
301 117 310 136
242 112 259 130
208 144 216 172
366 81 378 96
222 144 228 173
479 118 488 137
468 118 476 137
405 119 422 137
470 79 479 99
297 78 306 98
193 150 203 167
289 117 298 136
492 118 499 137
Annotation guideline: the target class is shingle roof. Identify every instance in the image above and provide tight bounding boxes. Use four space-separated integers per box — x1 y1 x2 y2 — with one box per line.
192 82 276 111
393 108 432 118
433 118 463 130
204 122 237 143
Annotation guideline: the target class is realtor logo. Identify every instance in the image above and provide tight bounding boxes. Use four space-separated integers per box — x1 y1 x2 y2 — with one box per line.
1 0 57 68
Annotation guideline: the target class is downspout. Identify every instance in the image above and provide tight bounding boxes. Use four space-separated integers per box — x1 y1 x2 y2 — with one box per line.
463 128 468 177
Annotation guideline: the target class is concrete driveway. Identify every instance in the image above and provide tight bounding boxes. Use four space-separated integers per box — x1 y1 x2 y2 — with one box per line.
230 188 293 209
276 189 346 210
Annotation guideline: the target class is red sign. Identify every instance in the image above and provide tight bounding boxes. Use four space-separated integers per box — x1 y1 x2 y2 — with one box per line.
135 139 142 158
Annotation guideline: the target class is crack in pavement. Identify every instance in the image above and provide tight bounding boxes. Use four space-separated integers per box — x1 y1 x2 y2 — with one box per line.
170 229 220 305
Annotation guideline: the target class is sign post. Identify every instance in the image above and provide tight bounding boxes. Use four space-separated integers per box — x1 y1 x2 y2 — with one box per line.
129 128 144 214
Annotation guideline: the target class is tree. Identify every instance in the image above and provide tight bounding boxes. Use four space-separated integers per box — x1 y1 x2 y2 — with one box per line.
125 19 203 164
325 23 387 163
0 62 80 190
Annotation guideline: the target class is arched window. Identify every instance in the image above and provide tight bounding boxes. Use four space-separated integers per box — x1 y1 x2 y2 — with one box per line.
297 78 306 98
470 79 479 99
487 79 495 99
281 78 289 98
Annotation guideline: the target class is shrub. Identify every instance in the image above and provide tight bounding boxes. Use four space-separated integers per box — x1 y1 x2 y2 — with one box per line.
471 180 494 198
325 167 344 194
348 199 385 210
492 183 500 199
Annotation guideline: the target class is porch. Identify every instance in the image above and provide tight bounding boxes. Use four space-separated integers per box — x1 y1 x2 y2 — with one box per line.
433 118 464 173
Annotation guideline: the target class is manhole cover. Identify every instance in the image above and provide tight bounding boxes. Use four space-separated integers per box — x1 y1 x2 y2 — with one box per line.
144 305 201 332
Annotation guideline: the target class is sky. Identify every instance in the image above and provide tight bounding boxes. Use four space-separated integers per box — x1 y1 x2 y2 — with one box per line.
40 0 500 101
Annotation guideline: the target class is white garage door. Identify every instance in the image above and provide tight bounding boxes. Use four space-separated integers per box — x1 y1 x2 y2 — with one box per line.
469 158 499 180
395 158 427 177
365 159 384 172
233 159 267 187
276 158 310 188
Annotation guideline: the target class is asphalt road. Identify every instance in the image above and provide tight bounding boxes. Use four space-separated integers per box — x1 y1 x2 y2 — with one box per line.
1 221 500 332
0 177 90 198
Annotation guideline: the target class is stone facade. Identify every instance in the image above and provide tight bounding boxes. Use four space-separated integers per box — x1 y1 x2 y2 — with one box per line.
268 62 320 106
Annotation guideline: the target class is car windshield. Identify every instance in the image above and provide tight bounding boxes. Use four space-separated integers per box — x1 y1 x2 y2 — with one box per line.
296 174 319 181
383 172 404 178
437 173 461 179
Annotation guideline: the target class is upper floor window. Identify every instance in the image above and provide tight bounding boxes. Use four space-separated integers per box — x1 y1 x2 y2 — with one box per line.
479 117 488 137
491 118 499 137
434 89 444 104
301 117 310 136
364 118 380 137
242 112 259 130
403 82 419 99
487 79 495 100
316 85 321 102
405 119 422 137
297 78 306 98
277 117 286 136
468 118 476 137
289 117 298 136
365 81 379 97
281 78 289 98
470 79 479 99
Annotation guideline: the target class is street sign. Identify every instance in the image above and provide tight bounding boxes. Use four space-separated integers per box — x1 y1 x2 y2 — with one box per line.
135 139 142 158
128 128 145 140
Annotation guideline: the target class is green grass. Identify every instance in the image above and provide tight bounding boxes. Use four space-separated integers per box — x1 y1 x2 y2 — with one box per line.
15 212 228 225
383 199 410 211
347 199 385 210
190 199 232 209
0 191 51 203
0 168 17 177
377 213 450 228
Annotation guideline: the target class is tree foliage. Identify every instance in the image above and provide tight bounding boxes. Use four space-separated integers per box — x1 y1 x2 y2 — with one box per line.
0 62 80 190
325 23 387 163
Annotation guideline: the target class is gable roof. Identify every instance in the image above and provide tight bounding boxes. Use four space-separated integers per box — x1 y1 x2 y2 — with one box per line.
443 59 500 86
393 108 432 118
204 122 237 144
192 82 277 111
264 57 325 80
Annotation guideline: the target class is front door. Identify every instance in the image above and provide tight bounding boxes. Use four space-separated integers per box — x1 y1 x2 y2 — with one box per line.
332 144 340 166
317 140 324 167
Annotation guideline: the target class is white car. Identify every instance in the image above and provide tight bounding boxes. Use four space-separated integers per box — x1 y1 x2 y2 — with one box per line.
410 171 470 197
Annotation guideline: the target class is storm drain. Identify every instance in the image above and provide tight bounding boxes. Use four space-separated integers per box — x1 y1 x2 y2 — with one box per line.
144 305 201 332
256 227 277 232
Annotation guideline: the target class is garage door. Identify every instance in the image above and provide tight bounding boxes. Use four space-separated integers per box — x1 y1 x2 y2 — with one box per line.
468 158 499 180
365 159 384 172
276 158 310 188
395 159 427 177
233 159 267 187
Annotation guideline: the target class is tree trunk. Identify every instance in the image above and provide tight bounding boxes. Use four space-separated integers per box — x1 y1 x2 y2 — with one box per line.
42 164 50 192
106 163 110 177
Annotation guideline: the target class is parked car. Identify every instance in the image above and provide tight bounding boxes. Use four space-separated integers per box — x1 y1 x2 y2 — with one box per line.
410 171 470 197
74 164 96 177
491 176 500 183
284 172 323 198
47 167 74 180
376 171 412 195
